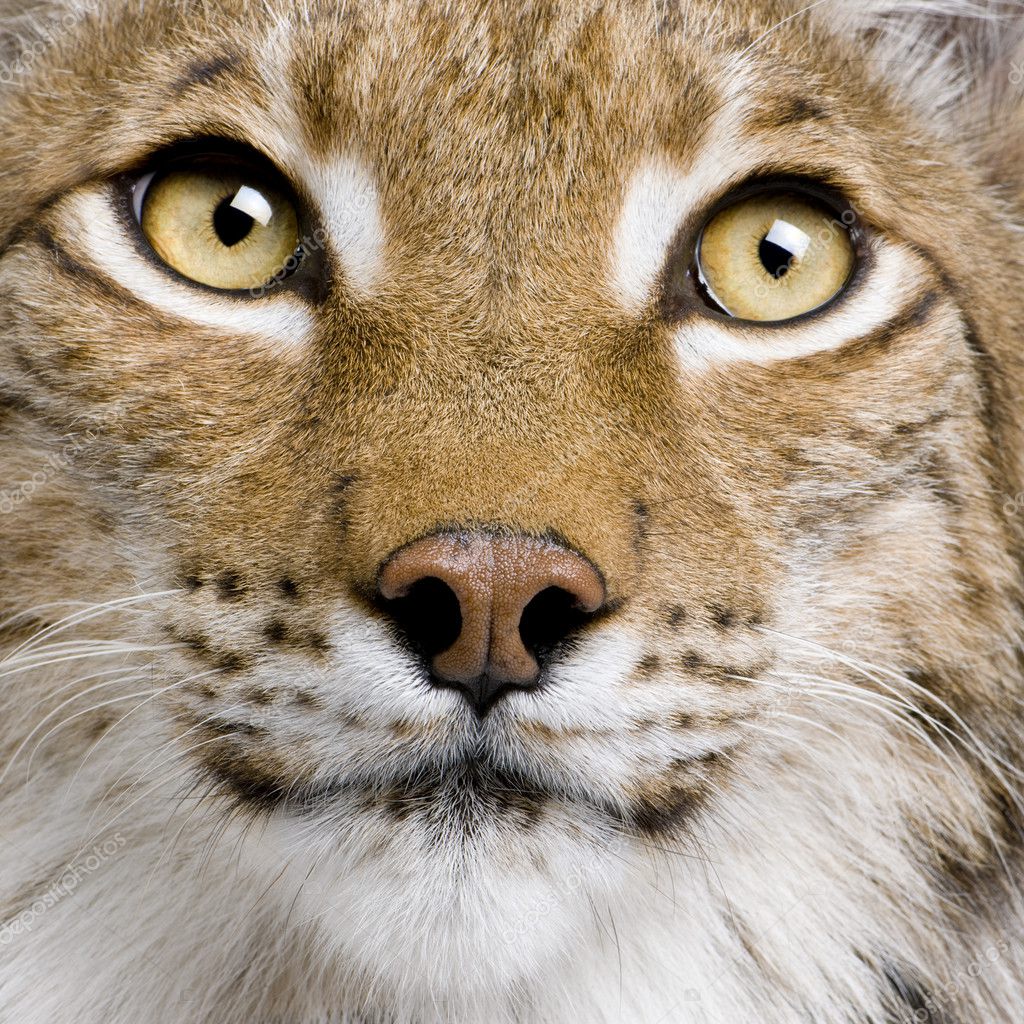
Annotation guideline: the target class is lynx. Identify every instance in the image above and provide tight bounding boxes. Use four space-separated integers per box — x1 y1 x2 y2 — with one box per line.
1 0 1024 1021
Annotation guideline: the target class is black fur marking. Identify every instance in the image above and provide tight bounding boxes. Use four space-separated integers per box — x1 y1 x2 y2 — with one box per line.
206 719 266 739
262 624 330 656
215 570 244 601
912 449 963 510
741 95 832 135
719 665 754 685
902 669 1024 901
666 604 686 628
928 266 999 438
305 628 331 654
0 615 47 646
35 225 137 305
331 474 358 526
88 713 116 740
232 722 267 738
373 761 552 829
837 289 940 360
209 754 554 828
214 651 248 674
892 409 951 438
0 389 34 416
772 96 830 126
200 720 237 738
637 653 662 677
709 604 737 630
263 619 288 645
632 498 651 559
629 781 708 837
277 577 300 600
170 628 212 657
172 53 241 94
205 756 289 810
882 960 956 1024
960 318 999 437
165 625 248 674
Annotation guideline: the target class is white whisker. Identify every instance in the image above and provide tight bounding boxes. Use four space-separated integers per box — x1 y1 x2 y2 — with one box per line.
62 669 229 807
0 669 156 785
0 590 179 663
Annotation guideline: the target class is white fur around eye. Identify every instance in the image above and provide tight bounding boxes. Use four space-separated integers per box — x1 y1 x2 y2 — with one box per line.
673 240 932 371
298 155 385 298
611 156 758 315
253 35 387 299
608 57 759 313
59 188 315 354
611 153 934 371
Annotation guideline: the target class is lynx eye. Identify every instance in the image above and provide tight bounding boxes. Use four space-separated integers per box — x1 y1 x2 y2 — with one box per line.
133 157 301 291
695 189 856 322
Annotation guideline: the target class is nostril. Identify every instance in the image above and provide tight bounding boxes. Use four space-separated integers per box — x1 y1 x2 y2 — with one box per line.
378 576 462 662
519 586 596 665
376 529 608 714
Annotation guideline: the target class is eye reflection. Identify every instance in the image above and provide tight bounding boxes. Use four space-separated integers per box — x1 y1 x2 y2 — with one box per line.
133 158 301 291
695 189 856 322
758 219 811 279
212 185 275 248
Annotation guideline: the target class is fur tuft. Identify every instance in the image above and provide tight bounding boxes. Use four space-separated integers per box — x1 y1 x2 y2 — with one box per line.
817 0 1024 121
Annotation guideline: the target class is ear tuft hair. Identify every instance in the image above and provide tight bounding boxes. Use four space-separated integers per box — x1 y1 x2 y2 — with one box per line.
820 0 1024 122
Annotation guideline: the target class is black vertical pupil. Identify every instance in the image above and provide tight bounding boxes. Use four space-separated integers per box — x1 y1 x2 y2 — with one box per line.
213 194 256 247
759 237 795 279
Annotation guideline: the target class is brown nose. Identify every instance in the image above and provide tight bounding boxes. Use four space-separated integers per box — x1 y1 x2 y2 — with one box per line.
377 531 607 715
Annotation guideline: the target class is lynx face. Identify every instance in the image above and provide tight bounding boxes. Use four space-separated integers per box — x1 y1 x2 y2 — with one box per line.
2 1 1024 1022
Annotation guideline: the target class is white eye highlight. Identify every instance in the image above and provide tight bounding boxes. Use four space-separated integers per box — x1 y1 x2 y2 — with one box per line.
230 185 274 227
764 219 811 261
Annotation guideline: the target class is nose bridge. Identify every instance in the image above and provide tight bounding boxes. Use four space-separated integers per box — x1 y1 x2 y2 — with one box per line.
330 294 647 597
377 530 607 715
353 443 634 606
353 382 632 561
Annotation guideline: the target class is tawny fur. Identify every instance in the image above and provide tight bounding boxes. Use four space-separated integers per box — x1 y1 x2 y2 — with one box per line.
1 1 1024 1021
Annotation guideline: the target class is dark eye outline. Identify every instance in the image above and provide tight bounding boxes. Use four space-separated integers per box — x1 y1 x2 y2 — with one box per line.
658 176 870 328
117 136 328 303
